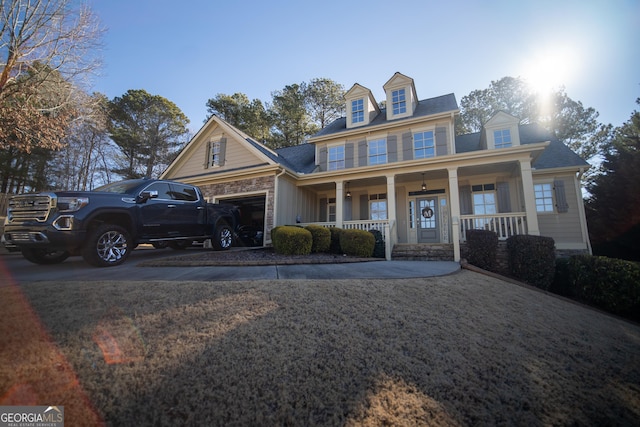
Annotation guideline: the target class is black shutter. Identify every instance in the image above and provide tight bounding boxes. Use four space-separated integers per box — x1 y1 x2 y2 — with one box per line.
554 179 569 213
360 194 369 220
204 140 211 169
345 142 354 168
318 145 327 172
459 185 472 215
358 140 367 167
402 132 413 161
435 127 448 156
344 197 352 221
218 138 227 166
387 135 398 163
319 198 327 221
497 182 511 213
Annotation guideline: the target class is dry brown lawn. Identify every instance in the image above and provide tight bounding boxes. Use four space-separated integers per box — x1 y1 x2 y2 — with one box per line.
2 270 640 426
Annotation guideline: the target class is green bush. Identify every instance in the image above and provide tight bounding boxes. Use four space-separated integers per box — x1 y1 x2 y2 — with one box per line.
329 227 343 254
565 255 640 319
465 229 498 271
339 229 375 257
369 229 386 258
551 258 576 298
305 224 331 253
271 226 312 255
507 234 556 290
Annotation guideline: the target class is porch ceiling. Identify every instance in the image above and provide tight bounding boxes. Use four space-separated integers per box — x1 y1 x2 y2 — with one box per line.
298 161 519 192
458 162 519 178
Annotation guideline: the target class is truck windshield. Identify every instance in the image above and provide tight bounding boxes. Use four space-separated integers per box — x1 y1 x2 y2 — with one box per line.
93 180 147 194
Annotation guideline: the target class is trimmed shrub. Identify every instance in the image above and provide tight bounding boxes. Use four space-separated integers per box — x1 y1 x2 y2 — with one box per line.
369 229 386 258
271 225 312 255
329 227 343 254
339 229 375 257
507 234 556 290
566 255 640 319
551 257 576 298
305 224 331 253
465 229 498 271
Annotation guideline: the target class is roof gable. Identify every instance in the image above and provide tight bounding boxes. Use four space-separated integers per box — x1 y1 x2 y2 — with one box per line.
161 115 279 179
455 123 589 170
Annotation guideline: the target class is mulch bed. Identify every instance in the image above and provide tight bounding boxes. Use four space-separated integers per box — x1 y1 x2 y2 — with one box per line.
139 247 384 267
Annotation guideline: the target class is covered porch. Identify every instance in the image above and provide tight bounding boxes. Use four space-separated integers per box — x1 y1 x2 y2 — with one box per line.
292 153 541 262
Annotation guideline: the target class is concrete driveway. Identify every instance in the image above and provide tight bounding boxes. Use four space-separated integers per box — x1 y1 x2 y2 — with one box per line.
1 246 460 283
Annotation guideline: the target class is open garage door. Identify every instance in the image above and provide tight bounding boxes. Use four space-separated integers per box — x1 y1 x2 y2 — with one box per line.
220 195 266 247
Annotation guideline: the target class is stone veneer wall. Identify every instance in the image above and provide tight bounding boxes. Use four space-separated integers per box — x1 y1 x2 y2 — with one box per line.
199 175 276 242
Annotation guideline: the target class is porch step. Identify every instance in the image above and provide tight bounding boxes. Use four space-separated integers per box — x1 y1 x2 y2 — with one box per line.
391 244 454 261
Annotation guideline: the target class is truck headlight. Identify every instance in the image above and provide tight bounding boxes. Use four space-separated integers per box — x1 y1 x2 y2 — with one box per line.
57 197 89 212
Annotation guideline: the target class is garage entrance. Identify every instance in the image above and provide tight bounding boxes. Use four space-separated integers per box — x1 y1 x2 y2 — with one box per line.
219 194 266 247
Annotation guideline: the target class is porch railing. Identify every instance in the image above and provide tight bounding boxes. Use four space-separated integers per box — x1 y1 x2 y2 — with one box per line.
298 220 396 260
460 213 527 241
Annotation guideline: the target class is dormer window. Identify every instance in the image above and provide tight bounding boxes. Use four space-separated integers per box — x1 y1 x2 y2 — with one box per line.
351 99 364 124
483 112 521 149
494 129 512 149
383 72 418 120
392 89 407 115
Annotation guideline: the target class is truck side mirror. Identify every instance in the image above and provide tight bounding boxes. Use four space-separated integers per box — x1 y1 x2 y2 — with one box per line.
137 190 158 203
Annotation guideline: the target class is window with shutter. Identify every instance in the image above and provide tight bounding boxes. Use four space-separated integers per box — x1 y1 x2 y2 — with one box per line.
534 183 554 212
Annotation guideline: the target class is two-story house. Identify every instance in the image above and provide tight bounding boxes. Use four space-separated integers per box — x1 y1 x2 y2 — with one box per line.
161 72 591 261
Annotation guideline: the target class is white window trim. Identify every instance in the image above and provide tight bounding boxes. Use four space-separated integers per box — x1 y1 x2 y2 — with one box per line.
367 137 387 166
350 98 365 125
327 144 345 171
412 127 436 159
385 84 412 120
533 181 555 214
210 140 222 167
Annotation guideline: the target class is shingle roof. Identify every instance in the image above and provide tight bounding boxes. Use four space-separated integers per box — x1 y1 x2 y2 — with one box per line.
313 93 459 138
249 117 587 175
455 123 589 170
275 143 317 174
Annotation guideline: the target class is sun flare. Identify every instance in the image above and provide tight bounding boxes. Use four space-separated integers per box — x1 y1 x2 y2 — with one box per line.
521 46 579 95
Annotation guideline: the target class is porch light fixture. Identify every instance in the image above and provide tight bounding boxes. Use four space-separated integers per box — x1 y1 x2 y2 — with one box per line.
345 182 352 199
421 174 427 192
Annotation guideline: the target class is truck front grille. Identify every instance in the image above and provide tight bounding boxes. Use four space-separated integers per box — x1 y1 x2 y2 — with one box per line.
7 195 52 222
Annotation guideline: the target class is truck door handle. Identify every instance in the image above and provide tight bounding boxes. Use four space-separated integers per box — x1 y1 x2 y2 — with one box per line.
167 204 176 208
197 206 205 210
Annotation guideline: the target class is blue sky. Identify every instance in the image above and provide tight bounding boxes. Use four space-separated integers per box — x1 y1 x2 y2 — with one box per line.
90 0 639 134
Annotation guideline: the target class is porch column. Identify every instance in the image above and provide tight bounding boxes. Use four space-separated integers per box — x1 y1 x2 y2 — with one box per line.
335 180 344 228
448 167 461 262
385 174 397 223
519 159 540 236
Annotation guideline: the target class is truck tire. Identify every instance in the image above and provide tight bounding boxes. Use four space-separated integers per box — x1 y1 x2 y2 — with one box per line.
82 224 131 267
212 222 233 250
21 248 70 265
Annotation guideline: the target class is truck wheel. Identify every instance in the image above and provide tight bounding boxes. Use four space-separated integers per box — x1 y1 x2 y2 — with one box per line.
212 222 233 251
82 224 131 267
21 248 70 265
